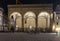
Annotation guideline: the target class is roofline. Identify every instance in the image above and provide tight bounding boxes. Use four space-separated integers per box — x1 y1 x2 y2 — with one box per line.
8 4 53 8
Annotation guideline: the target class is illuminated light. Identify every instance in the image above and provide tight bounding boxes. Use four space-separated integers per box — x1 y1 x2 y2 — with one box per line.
56 28 60 37
56 28 60 31
30 26 32 29
24 11 35 18
16 25 18 31
38 12 49 17
57 16 58 20
10 12 21 17
52 24 55 31
10 12 21 20
51 14 53 18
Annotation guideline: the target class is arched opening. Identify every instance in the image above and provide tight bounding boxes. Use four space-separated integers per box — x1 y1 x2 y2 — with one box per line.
24 11 36 31
10 12 22 31
38 12 50 32
0 8 3 31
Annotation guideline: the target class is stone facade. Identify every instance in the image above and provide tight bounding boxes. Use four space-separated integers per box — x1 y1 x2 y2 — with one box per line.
7 4 54 32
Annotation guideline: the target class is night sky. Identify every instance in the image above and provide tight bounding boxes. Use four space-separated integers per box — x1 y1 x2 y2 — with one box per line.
0 0 59 9
0 0 59 6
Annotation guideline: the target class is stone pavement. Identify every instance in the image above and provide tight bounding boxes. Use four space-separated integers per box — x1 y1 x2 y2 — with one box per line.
0 32 60 41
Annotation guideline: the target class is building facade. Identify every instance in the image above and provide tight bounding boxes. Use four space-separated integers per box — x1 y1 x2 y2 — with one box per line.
0 4 58 32
7 4 55 32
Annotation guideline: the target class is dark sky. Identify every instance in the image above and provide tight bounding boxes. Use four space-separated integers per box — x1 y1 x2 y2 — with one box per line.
21 0 53 4
0 0 59 8
0 0 59 7
1 0 58 4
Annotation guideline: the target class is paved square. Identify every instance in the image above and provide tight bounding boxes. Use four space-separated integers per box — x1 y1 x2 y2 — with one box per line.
0 32 59 41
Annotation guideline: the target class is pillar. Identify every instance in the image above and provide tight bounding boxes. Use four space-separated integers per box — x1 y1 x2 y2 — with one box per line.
49 13 53 32
35 15 37 32
52 12 56 32
22 15 24 31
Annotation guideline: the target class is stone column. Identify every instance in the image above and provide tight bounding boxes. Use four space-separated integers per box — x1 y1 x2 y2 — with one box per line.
52 12 56 32
35 15 37 32
50 13 53 32
22 15 24 31
54 12 57 32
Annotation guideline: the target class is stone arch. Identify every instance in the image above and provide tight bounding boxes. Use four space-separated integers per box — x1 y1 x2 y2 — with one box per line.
38 12 50 30
24 11 36 31
10 12 22 31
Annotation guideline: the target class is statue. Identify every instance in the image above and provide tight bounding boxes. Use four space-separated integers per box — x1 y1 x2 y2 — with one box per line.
10 16 15 32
